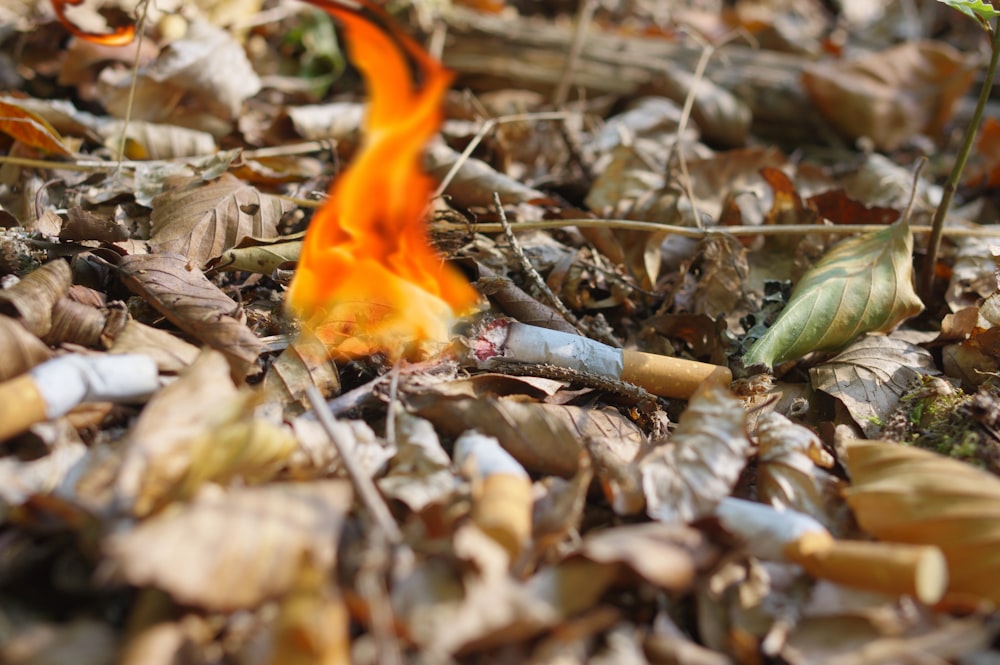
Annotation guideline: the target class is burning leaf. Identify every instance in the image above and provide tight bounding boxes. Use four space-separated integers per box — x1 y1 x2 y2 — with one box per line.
286 0 478 360
0 99 75 156
744 219 923 369
50 0 135 46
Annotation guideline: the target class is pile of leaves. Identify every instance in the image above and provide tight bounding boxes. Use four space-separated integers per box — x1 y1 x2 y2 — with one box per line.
4 0 1000 663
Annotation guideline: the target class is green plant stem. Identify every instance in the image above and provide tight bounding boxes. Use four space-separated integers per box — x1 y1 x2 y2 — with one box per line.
920 17 1000 301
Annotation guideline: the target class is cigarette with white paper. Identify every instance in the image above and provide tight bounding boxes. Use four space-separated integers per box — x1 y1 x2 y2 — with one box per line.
472 318 732 399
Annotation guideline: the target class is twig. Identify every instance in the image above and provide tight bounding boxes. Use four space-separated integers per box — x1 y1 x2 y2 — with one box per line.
433 218 1000 239
920 16 1000 301
552 0 598 108
493 192 587 337
113 0 151 173
670 43 714 230
432 111 577 199
305 385 403 545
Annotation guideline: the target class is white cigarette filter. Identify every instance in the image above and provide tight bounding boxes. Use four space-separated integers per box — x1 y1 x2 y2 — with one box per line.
476 319 732 399
715 497 948 604
0 353 160 441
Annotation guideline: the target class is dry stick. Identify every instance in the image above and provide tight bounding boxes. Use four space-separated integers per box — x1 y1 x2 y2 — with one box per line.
493 192 620 347
434 218 1000 239
670 42 714 231
552 0 598 108
432 111 577 199
113 0 151 172
920 16 1000 301
305 385 403 545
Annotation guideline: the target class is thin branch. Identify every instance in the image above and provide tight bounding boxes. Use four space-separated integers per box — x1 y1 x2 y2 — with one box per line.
919 17 1000 301
305 385 403 545
432 218 1000 239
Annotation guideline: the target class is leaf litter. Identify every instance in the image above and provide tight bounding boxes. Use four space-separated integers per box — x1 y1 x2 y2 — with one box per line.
4 0 1000 663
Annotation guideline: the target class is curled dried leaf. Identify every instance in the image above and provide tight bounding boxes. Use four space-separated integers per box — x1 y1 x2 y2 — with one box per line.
0 314 52 381
640 380 750 523
0 260 72 337
756 412 845 532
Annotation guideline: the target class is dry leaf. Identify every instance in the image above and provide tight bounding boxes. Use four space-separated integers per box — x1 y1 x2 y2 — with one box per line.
104 480 352 611
0 259 72 337
149 173 295 266
408 391 644 477
262 333 341 415
810 335 939 437
802 40 975 150
756 412 845 533
843 439 1000 603
117 253 263 378
108 320 200 374
577 522 716 592
640 380 750 523
114 350 241 516
0 313 52 381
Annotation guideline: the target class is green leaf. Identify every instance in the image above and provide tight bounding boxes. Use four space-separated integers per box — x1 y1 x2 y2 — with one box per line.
743 220 923 369
936 0 1000 29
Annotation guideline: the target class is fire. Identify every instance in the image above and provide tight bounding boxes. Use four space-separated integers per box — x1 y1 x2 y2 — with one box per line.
287 0 478 360
51 0 136 46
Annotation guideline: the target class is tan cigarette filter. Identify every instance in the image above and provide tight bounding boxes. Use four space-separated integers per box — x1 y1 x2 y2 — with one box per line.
620 350 732 399
0 373 48 441
785 532 948 604
472 473 533 561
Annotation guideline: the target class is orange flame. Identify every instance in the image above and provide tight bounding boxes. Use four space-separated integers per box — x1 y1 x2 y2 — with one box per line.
51 0 136 46
287 0 478 360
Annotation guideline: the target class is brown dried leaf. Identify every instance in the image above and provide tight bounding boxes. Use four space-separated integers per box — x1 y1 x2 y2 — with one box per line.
640 380 750 523
149 173 295 266
0 259 72 337
577 522 715 592
757 412 845 533
117 253 263 378
810 335 939 437
262 334 340 416
0 314 52 381
802 40 975 151
100 120 217 160
60 207 129 243
96 21 261 132
108 320 200 374
104 480 352 611
44 297 107 347
843 439 1000 603
408 390 644 477
114 350 241 516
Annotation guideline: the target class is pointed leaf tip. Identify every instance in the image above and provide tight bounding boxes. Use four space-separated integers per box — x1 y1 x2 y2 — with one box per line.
743 219 923 369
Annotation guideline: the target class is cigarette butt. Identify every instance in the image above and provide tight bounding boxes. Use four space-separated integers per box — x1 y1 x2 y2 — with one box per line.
0 373 48 441
472 473 533 560
785 531 948 604
621 350 732 399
